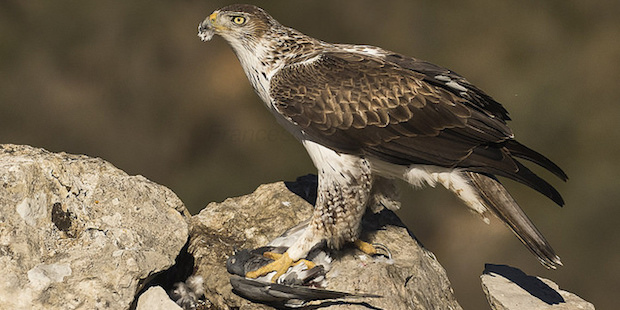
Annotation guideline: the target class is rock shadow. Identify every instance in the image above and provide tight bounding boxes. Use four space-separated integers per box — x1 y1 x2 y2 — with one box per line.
483 263 564 305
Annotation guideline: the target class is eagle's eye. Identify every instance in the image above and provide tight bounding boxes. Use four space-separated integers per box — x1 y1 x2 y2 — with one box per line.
231 16 246 25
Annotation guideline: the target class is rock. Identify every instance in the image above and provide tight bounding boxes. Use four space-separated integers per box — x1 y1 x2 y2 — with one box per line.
189 175 463 309
136 286 182 310
481 264 595 310
0 144 190 310
3 143 590 310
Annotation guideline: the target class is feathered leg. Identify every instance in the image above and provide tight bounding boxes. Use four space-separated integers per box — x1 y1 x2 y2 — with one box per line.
247 142 374 281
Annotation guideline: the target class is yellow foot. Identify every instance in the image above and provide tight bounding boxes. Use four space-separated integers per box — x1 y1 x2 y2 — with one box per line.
354 239 377 255
354 240 392 259
245 252 316 282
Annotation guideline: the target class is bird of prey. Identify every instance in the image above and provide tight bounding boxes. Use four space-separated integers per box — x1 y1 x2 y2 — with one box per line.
198 4 568 280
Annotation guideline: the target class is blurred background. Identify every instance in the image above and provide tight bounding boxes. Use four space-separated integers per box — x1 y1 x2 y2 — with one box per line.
1 0 618 308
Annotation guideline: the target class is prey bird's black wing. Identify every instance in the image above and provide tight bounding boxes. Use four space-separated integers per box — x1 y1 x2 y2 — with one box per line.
271 51 567 205
230 275 380 308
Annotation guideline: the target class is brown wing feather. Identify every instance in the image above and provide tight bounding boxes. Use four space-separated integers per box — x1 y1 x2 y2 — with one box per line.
272 52 510 163
383 53 512 122
270 52 566 205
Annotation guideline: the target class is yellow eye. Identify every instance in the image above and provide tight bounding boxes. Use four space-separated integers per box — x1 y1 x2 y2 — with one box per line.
232 16 246 25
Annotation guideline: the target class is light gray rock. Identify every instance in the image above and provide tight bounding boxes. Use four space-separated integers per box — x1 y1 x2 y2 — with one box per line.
189 175 463 309
0 144 190 310
136 286 182 310
481 264 595 310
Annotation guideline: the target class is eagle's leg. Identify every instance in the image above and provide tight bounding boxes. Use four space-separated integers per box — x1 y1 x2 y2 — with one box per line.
245 142 373 282
354 176 401 257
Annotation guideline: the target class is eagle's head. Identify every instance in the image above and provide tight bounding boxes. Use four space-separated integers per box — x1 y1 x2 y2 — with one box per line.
198 4 321 108
198 4 277 49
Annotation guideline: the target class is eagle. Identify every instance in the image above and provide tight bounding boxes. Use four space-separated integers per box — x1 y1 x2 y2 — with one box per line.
198 4 568 281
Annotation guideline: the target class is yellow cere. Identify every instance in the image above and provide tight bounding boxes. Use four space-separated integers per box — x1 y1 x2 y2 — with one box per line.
209 12 217 23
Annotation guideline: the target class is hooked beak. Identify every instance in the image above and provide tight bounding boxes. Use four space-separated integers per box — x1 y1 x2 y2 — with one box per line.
198 12 218 41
